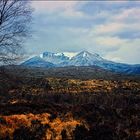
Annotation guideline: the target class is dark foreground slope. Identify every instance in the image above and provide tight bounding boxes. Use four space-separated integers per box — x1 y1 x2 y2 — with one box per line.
0 66 140 140
1 65 140 80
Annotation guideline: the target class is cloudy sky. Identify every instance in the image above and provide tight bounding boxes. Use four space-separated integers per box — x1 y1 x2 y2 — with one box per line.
25 1 140 64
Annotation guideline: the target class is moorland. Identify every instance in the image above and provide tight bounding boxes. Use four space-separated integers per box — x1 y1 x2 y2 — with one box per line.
0 66 140 140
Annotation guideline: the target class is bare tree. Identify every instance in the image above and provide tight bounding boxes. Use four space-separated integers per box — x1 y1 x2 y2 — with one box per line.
0 0 33 64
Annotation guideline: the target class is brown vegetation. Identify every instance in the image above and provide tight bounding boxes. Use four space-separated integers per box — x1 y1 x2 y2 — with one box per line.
0 67 140 139
0 113 81 140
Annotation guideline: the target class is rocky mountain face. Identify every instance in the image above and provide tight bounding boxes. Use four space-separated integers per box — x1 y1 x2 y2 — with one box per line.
41 52 69 64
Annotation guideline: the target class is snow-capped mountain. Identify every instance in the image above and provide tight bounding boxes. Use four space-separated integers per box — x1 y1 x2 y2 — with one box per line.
22 56 55 68
21 51 140 74
67 51 105 66
41 51 69 64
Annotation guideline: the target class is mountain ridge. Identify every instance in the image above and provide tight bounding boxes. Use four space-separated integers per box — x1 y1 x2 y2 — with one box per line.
21 51 140 74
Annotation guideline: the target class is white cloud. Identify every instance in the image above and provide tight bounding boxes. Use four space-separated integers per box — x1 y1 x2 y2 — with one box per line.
104 55 123 62
63 52 78 58
31 1 88 18
31 1 78 12
90 22 140 36
87 7 140 36
95 36 128 48
93 23 125 35
103 38 140 64
65 27 89 34
113 8 140 21
60 9 88 18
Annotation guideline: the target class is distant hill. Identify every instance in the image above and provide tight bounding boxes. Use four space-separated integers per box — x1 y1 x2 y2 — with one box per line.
21 51 140 75
2 65 140 81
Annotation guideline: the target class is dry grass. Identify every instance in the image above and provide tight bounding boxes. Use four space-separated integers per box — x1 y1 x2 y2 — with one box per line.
0 68 140 140
0 113 82 140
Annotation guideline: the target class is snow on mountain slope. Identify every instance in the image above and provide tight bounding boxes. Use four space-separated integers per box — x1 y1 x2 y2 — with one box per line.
42 52 69 64
22 56 55 68
67 51 105 66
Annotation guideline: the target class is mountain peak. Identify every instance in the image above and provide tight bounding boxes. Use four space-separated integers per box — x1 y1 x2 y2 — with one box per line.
79 51 91 57
73 51 102 60
68 51 104 66
41 51 69 64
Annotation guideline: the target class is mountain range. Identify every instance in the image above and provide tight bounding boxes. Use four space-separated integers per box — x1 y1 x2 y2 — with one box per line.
22 51 140 74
